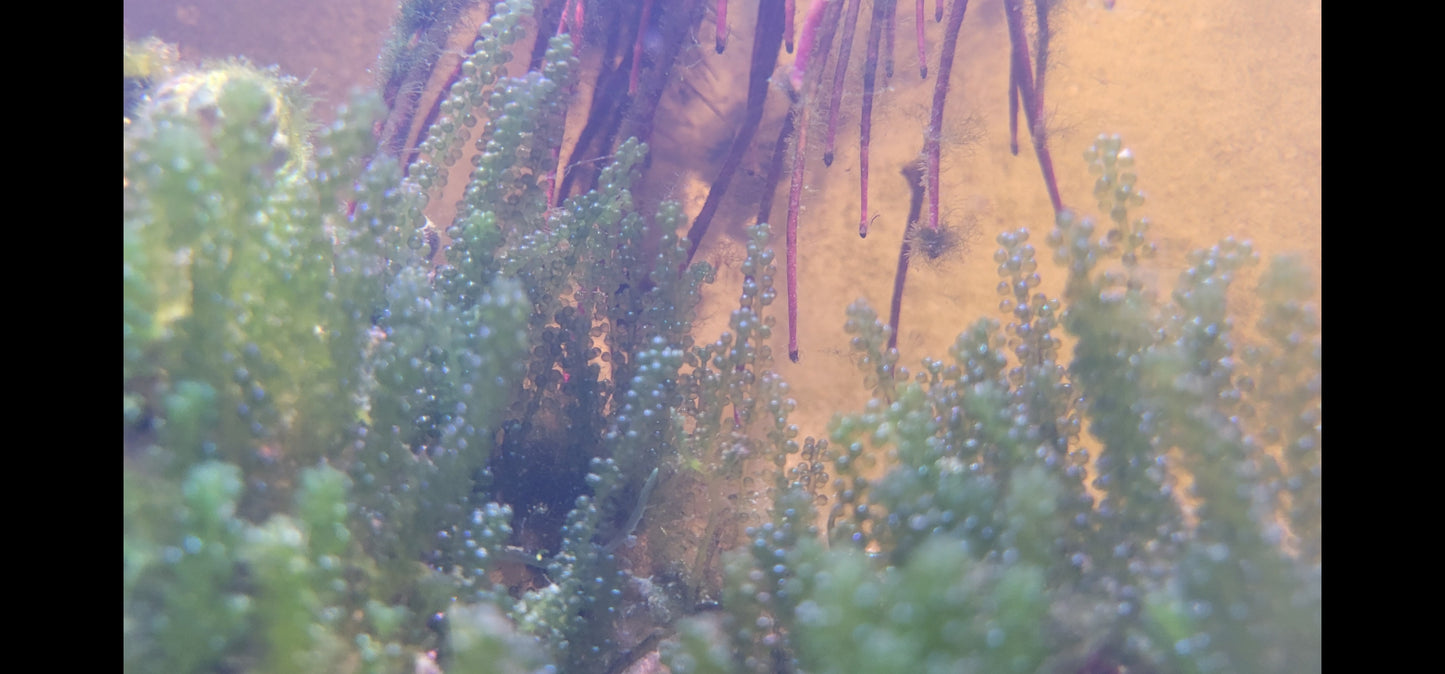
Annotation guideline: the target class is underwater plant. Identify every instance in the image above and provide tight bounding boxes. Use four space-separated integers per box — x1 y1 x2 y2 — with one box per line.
125 3 713 670
666 134 1320 674
125 1 1318 672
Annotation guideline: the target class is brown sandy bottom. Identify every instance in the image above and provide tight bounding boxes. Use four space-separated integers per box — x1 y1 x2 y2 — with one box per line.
126 0 1320 663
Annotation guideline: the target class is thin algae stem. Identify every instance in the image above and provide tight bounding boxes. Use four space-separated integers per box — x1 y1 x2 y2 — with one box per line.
926 0 971 232
822 0 863 167
784 0 829 363
1005 0 1063 213
716 0 728 53
546 7 578 210
858 0 889 238
786 0 796 53
1009 58 1020 155
1034 0 1051 94
915 0 928 79
758 96 796 228
630 0 653 93
600 468 660 554
888 160 928 351
884 0 897 80
547 146 560 208
786 101 807 362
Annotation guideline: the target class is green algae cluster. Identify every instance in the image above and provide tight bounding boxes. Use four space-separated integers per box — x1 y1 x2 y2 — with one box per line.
123 3 1319 672
667 135 1320 674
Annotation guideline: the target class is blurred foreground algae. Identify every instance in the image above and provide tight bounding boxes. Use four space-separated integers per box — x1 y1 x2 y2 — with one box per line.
123 3 1318 672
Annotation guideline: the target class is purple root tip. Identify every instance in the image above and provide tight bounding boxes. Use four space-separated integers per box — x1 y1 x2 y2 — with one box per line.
785 0 796 53
716 0 728 53
916 0 928 79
